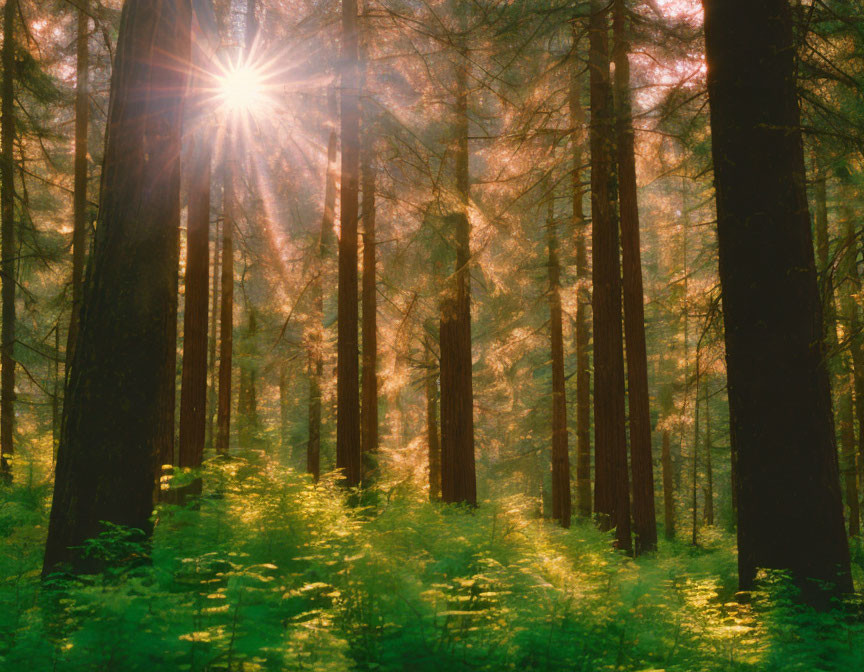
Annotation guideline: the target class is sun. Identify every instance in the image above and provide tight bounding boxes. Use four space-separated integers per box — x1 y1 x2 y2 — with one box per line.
217 62 268 115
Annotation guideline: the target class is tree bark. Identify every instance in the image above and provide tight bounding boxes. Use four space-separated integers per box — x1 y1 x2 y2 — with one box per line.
215 161 235 456
613 0 656 554
207 217 220 449
336 0 362 487
589 0 630 552
0 0 16 480
569 43 592 519
43 0 190 575
360 141 378 480
704 382 714 527
439 53 476 507
703 0 851 593
67 0 89 360
178 25 213 468
547 190 571 528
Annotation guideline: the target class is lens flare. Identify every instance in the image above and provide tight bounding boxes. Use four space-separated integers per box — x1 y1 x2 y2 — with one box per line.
217 63 268 114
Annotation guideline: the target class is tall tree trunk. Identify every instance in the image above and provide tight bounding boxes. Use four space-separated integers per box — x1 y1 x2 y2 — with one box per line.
307 92 338 482
336 0 362 487
52 324 60 461
0 0 16 481
614 0 656 554
570 41 592 519
704 381 714 526
43 0 190 575
178 28 213 468
207 218 220 449
360 141 378 480
703 0 851 593
691 346 700 546
67 0 89 359
547 190 571 528
215 161 235 456
589 0 630 552
439 52 476 506
425 334 441 501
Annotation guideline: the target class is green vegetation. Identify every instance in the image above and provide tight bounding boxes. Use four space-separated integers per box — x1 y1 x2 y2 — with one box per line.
2 452 863 671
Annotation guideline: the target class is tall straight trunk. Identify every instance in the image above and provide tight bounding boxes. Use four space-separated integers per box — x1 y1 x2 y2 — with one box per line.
215 161 235 456
439 53 476 506
614 0 656 555
704 382 714 526
703 0 851 593
207 218 220 449
52 324 60 460
178 32 213 468
43 0 190 575
589 0 630 551
336 0 362 487
425 335 441 501
569 47 592 519
547 191 571 528
307 93 338 482
846 207 864 519
838 211 861 536
68 0 89 359
691 347 700 545
360 143 378 478
813 169 859 537
0 0 16 480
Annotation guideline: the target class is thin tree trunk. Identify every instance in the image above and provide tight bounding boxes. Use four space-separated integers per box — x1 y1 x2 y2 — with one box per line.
703 0 851 593
589 0 630 551
704 381 714 526
279 362 289 456
215 161 235 456
336 0 362 487
360 141 378 480
52 324 60 461
614 0 656 554
570 41 592 519
178 35 213 468
547 189 571 528
425 335 441 501
0 0 16 480
439 52 476 506
67 0 89 359
691 346 700 546
661 425 674 540
207 217 220 449
43 0 190 575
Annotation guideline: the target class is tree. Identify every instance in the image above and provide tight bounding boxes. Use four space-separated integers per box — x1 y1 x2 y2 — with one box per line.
337 0 362 488
43 0 191 575
702 0 851 592
0 0 15 481
425 333 441 500
589 0 630 552
215 160 235 456
360 139 379 479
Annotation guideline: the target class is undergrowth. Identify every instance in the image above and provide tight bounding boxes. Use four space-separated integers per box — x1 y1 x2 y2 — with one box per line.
1 454 863 671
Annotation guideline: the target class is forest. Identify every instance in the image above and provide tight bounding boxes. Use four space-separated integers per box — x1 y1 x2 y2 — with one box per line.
1 0 864 669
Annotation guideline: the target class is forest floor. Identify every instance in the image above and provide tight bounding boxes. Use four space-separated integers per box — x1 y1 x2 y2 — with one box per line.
1 450 863 671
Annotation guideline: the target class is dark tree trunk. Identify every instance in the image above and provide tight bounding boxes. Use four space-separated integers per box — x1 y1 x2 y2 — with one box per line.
703 0 851 593
215 161 235 456
547 191 571 528
360 143 378 480
704 382 714 527
425 334 441 501
336 0 362 487
613 0 656 555
589 0 630 552
67 0 89 360
42 0 190 575
207 218 220 449
569 43 592 519
178 28 213 468
439 55 476 507
0 0 16 480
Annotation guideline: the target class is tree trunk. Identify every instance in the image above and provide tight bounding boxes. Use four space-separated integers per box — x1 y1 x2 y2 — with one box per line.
67 0 89 360
360 141 378 480
703 0 851 593
178 30 213 468
614 0 656 555
569 41 591 519
589 0 630 552
215 161 235 456
43 0 190 575
704 382 714 527
425 334 441 501
207 218 220 449
547 190 571 528
279 362 289 456
439 53 476 507
0 0 16 481
336 0 362 487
